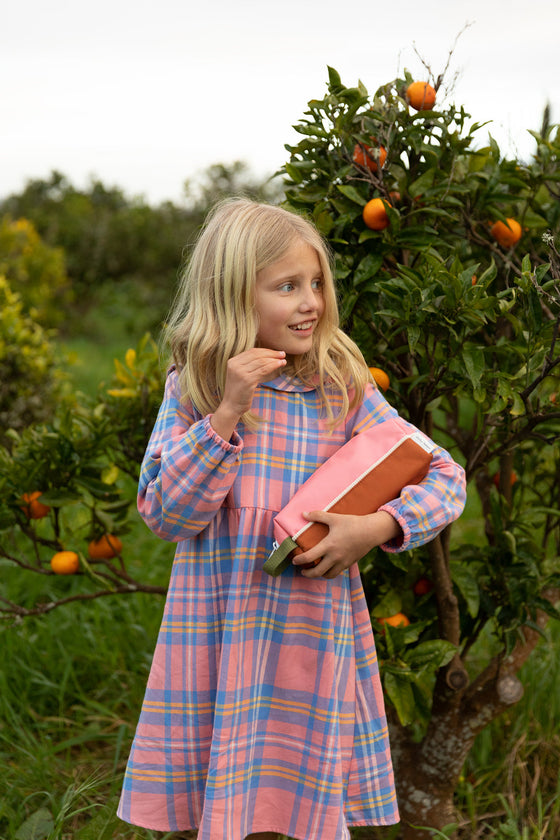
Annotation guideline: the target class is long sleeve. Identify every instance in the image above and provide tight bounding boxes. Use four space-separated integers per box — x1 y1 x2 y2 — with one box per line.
347 384 466 552
137 369 243 542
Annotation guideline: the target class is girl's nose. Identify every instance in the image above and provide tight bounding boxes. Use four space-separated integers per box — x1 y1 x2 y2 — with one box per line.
299 282 319 311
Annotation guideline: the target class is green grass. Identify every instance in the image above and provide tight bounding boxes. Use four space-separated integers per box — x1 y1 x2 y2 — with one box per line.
456 622 560 837
0 507 175 838
59 279 167 398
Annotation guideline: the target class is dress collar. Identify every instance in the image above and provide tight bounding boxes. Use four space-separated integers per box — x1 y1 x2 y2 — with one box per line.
259 372 318 393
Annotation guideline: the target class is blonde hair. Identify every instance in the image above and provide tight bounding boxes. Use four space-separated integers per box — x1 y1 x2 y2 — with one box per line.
165 198 370 427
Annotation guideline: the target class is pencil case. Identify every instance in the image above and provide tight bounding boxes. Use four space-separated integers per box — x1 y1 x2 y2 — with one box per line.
263 418 435 576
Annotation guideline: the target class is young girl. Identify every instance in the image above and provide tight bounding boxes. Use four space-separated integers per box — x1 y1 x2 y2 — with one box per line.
117 199 466 839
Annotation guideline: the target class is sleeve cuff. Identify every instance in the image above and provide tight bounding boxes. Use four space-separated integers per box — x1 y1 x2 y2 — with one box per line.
378 503 411 552
204 414 243 453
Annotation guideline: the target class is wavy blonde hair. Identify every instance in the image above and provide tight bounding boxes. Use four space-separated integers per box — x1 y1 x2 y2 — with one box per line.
165 198 370 427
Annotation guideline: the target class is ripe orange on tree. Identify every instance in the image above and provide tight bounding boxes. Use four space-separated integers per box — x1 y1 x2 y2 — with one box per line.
490 218 522 248
21 491 50 519
369 366 390 392
353 142 387 172
378 612 410 629
363 198 390 230
88 534 123 560
50 550 80 575
493 471 518 490
413 577 434 596
406 81 436 111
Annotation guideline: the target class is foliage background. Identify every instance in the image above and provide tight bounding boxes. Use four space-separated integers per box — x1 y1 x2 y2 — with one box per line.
1 67 559 838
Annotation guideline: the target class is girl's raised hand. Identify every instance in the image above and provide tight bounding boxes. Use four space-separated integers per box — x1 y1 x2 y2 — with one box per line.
211 348 286 441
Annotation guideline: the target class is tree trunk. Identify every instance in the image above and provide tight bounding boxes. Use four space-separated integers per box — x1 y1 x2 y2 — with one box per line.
388 588 558 840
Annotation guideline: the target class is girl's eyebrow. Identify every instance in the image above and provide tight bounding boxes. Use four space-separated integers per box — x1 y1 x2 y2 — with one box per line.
270 270 324 283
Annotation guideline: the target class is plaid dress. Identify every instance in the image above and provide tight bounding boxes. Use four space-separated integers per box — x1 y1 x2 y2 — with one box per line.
117 370 466 839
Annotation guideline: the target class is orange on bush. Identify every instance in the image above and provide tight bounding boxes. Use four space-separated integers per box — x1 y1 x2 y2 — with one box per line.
493 471 518 490
21 491 50 519
88 534 123 560
369 366 390 392
490 218 522 248
378 612 410 629
406 81 436 111
353 142 387 172
413 577 433 596
50 550 80 575
363 198 390 230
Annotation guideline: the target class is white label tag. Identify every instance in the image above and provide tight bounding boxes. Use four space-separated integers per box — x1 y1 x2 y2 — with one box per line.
411 431 435 453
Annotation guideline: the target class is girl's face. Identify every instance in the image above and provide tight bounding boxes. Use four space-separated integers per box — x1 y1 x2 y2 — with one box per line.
254 238 325 358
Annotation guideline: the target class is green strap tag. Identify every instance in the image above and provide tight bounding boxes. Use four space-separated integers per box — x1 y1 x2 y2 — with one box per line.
263 537 299 577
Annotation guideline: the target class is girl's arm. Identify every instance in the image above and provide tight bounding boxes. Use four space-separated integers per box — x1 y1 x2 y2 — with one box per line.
137 369 244 542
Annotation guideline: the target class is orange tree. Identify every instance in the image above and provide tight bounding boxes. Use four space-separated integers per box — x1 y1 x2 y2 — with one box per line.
282 67 560 837
0 334 166 617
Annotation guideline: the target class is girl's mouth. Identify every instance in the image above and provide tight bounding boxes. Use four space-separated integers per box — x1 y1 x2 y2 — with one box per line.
289 321 315 331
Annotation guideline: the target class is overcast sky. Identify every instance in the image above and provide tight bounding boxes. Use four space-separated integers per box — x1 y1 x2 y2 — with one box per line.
2 0 558 205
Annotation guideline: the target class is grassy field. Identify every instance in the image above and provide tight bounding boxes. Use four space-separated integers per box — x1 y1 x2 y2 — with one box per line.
2 294 559 840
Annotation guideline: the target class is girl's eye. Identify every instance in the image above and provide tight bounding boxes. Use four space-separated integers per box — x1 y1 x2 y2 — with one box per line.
312 278 324 290
279 282 295 292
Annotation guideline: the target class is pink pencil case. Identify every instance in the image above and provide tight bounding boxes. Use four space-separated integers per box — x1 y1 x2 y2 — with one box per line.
263 418 435 576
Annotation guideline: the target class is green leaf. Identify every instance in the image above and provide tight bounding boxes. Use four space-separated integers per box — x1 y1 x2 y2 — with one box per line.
293 123 329 140
408 169 436 198
450 561 480 617
15 808 54 840
327 65 342 91
371 589 402 618
461 344 485 399
38 490 80 506
407 325 421 352
313 209 334 236
510 392 525 417
336 183 366 206
353 253 383 286
101 464 119 485
284 163 304 184
384 671 417 726
404 640 457 672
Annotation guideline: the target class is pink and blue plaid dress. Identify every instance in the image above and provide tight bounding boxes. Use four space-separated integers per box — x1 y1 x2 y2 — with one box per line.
118 370 465 839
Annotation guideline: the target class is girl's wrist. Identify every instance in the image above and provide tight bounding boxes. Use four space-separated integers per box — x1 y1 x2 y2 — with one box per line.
210 403 242 442
368 510 402 546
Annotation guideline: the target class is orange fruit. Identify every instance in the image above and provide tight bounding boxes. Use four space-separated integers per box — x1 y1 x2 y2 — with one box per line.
471 275 478 286
88 534 123 560
388 190 401 204
353 142 387 173
21 491 50 519
493 471 518 490
369 366 390 392
413 577 433 596
406 81 436 111
50 550 80 575
490 218 522 248
378 612 410 629
363 198 390 230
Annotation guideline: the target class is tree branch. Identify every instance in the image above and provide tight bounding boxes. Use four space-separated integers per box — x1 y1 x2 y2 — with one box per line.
0 582 167 621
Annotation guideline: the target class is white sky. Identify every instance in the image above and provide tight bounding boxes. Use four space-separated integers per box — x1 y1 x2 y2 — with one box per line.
2 0 559 205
